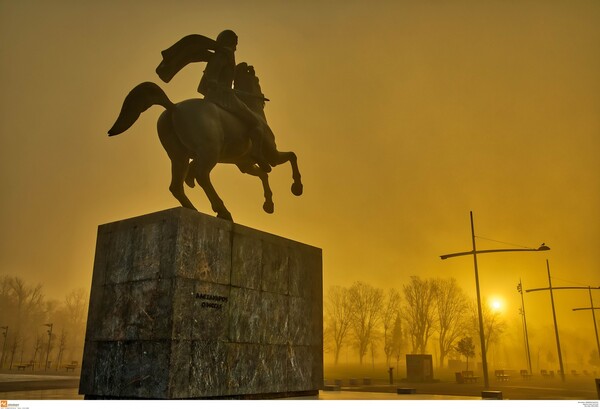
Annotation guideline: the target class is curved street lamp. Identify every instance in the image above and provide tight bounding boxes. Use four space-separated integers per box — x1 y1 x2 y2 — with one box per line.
572 287 600 368
441 245 550 260
527 271 600 382
440 211 550 388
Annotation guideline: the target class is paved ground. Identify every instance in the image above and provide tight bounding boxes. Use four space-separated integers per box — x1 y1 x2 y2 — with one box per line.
0 371 598 400
0 372 81 399
343 379 599 400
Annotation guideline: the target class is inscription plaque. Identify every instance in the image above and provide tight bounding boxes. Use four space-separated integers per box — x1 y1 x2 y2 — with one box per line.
196 293 228 309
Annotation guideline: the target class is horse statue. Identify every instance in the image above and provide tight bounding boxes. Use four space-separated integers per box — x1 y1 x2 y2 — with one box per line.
107 63 303 221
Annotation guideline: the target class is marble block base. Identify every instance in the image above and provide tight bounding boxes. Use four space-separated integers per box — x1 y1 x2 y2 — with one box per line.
79 208 323 399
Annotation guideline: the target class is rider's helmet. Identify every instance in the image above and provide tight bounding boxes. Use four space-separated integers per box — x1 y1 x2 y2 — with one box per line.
216 30 238 49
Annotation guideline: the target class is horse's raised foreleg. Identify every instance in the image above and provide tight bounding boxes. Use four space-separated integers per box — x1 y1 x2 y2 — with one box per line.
194 165 233 221
237 163 274 214
169 159 197 210
268 151 303 196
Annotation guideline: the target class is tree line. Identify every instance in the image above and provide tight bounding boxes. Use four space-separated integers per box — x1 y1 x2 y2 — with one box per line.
0 275 88 370
324 277 506 369
1 273 510 372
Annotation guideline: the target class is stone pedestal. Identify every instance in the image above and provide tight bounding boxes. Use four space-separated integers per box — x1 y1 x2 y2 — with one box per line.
79 208 323 399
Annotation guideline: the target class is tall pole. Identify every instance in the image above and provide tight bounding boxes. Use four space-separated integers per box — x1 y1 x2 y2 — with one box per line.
527 283 600 378
573 287 600 362
44 323 53 372
440 213 549 387
546 260 565 382
470 211 489 388
517 279 532 374
588 287 600 362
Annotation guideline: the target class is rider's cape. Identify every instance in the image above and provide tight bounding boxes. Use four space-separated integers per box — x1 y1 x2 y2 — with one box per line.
156 34 218 83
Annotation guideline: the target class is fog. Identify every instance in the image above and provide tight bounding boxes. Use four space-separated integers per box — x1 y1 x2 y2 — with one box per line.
1 0 599 387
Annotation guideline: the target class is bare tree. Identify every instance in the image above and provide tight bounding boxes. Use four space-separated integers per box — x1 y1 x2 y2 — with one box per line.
369 332 381 370
62 288 88 361
468 299 507 352
10 277 44 322
55 329 68 370
31 333 43 368
403 276 437 354
434 277 469 369
0 275 11 319
64 289 88 329
8 332 22 369
4 277 46 347
18 335 28 364
348 282 383 364
324 286 353 365
381 289 401 367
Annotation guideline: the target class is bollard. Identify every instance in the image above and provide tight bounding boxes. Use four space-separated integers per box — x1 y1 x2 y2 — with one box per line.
388 367 394 385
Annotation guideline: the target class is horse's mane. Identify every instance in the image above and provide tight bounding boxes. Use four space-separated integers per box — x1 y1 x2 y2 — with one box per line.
233 62 257 91
234 63 267 113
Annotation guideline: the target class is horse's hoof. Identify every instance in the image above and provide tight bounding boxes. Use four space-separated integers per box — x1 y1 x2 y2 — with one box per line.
291 182 303 196
263 202 274 214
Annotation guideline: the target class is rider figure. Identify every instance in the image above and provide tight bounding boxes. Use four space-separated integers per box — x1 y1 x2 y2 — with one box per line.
198 30 271 172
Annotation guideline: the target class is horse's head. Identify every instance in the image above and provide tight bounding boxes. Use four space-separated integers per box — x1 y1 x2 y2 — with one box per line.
234 62 269 113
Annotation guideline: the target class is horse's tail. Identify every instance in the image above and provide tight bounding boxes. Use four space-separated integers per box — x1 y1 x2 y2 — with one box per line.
108 82 175 136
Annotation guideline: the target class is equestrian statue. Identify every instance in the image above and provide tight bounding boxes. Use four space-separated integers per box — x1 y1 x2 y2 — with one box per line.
108 30 303 221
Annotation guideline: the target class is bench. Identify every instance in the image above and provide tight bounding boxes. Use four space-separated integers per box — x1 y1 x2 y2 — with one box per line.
541 369 554 378
63 361 78 372
16 361 35 370
520 369 533 379
495 370 510 381
462 370 479 383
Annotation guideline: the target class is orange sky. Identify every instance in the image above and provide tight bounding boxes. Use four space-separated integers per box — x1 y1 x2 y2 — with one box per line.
1 1 599 361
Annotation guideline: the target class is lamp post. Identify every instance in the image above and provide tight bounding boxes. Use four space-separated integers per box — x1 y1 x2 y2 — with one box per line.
572 286 600 365
525 263 599 382
440 211 549 388
0 326 7 369
44 323 53 371
517 279 532 375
